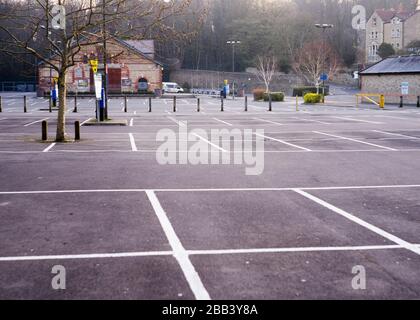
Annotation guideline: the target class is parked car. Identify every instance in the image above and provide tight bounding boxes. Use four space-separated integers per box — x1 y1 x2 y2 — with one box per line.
162 82 184 94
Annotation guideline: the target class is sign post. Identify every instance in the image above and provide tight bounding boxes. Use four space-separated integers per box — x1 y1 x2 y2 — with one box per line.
401 82 409 95
90 59 104 122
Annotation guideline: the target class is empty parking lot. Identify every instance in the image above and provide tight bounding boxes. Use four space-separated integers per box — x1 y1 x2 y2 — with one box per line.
0 94 420 299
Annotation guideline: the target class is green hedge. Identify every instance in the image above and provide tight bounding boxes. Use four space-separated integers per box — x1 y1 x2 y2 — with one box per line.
303 93 322 104
263 92 285 102
293 86 329 97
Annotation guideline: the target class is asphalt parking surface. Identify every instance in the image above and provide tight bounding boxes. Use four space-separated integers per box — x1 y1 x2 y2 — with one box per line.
0 93 420 299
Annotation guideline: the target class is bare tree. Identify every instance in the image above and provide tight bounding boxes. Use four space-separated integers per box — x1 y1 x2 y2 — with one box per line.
0 0 203 142
293 40 341 87
255 55 276 93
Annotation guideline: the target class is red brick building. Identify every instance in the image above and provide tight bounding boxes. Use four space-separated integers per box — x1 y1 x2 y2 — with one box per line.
37 37 163 96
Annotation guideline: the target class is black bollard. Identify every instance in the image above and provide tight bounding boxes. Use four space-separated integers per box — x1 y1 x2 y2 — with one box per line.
221 97 224 112
24 96 27 113
268 93 272 112
0 96 2 112
399 96 403 108
124 95 128 113
73 95 78 113
42 120 47 141
173 96 177 112
197 98 200 112
149 97 152 112
74 121 80 140
417 96 420 108
245 95 248 112
48 96 52 112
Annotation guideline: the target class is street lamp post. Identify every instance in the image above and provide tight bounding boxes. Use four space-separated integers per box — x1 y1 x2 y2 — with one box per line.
315 24 333 103
226 40 241 100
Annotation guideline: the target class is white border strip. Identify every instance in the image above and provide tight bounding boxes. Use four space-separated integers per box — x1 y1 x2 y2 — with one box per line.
192 133 228 153
1 245 412 262
293 189 420 256
314 131 397 151
42 143 56 153
24 118 49 127
1 184 420 195
146 190 211 300
254 132 311 151
128 133 137 151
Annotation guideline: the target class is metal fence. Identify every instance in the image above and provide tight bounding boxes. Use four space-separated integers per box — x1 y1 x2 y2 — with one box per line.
0 82 37 92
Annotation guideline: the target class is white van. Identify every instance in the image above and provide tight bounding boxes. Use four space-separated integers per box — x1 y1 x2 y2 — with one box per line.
162 82 184 94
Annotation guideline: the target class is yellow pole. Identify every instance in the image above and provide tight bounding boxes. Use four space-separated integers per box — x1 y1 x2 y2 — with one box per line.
380 95 385 109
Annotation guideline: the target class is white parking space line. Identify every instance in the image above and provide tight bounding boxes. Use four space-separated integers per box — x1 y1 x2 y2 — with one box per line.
254 132 311 151
372 130 420 140
128 133 137 151
292 117 331 125
24 117 49 127
42 143 56 153
331 116 383 124
294 189 420 256
1 184 420 195
213 118 233 126
167 116 186 127
192 133 228 153
253 118 283 126
146 190 211 300
188 244 404 255
0 250 173 262
2 244 413 262
129 118 134 127
314 131 397 151
80 118 92 126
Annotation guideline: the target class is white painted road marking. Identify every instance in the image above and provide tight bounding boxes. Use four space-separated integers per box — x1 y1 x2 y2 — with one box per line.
213 118 233 126
332 116 383 124
254 118 283 126
24 118 49 127
1 184 420 195
314 131 397 151
146 190 211 300
254 132 311 151
129 133 137 151
192 133 228 153
42 143 56 153
129 118 134 127
372 130 420 140
294 189 420 256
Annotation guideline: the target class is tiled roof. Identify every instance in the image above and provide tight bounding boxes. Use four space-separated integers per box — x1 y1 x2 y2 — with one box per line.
360 55 420 75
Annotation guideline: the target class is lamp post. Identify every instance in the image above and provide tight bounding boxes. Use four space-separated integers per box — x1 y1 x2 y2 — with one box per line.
226 40 241 100
315 24 333 103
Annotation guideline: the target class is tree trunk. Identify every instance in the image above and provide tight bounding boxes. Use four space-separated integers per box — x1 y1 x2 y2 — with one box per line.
56 71 67 142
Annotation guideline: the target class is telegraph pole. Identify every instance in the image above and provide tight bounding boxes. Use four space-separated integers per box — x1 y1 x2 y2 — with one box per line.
102 0 108 120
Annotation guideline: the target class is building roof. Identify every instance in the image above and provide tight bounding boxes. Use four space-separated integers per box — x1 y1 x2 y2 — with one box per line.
374 7 416 22
122 40 155 59
360 55 420 75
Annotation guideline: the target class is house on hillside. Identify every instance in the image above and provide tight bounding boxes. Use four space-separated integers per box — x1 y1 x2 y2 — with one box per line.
366 1 420 63
37 37 163 96
359 55 420 104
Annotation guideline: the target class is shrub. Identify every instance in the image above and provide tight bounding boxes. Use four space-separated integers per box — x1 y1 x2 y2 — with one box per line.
253 88 265 101
263 92 285 102
182 82 191 93
304 93 322 104
293 86 329 97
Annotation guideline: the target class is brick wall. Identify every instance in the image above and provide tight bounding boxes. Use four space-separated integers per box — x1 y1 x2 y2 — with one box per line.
361 73 420 103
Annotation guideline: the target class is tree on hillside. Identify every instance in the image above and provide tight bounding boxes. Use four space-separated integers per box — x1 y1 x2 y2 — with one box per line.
293 40 341 87
0 0 202 142
377 43 395 59
255 55 277 93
